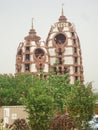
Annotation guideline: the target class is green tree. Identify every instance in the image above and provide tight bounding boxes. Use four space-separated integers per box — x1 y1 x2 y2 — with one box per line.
23 74 73 130
67 82 96 129
0 73 33 106
0 74 17 106
23 75 55 130
0 73 96 130
46 74 70 113
23 74 95 130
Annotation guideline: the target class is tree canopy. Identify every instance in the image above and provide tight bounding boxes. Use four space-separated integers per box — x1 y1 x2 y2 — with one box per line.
0 73 96 130
22 73 96 130
0 73 33 106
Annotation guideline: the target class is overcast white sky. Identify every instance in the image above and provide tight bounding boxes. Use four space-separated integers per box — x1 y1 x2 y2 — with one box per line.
0 0 98 91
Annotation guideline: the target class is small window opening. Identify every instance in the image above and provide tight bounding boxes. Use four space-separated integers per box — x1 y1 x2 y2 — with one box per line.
17 69 20 72
71 32 75 37
59 67 62 73
59 58 62 64
53 67 57 74
75 57 78 63
25 54 30 60
25 64 30 71
64 67 69 74
75 67 78 73
75 76 78 81
73 39 76 44
74 47 77 53
26 47 30 51
39 64 43 70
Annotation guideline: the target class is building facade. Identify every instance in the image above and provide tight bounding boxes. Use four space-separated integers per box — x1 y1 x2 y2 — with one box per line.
16 8 84 84
0 106 27 127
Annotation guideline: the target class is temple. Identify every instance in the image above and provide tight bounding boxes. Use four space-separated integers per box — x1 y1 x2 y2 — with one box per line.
16 7 84 84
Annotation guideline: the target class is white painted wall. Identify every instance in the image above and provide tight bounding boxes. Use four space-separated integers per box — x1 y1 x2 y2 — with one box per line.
66 32 71 37
49 48 56 56
70 66 74 75
50 57 56 65
64 47 73 55
30 54 34 62
70 76 74 84
68 39 72 46
53 27 58 32
21 64 24 72
30 46 36 52
31 41 36 46
48 40 53 47
49 33 55 39
31 64 37 72
64 57 73 64
44 64 48 72
64 27 69 31
46 55 48 62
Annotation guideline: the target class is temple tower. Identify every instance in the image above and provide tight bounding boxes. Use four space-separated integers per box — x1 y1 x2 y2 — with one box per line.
16 20 49 75
46 7 84 83
16 7 84 83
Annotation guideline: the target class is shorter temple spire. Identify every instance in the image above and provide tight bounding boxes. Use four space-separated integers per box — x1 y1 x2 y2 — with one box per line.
32 18 34 29
24 18 41 41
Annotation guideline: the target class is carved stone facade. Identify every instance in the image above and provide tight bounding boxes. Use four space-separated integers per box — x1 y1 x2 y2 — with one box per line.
16 8 84 84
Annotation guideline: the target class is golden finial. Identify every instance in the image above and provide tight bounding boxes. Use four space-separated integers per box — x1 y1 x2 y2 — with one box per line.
62 3 64 16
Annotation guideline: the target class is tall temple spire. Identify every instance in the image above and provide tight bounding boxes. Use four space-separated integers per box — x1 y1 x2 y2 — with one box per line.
59 3 67 22
62 3 64 16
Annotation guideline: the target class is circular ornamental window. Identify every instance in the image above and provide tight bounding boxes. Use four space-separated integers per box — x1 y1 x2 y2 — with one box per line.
34 48 45 59
54 33 66 44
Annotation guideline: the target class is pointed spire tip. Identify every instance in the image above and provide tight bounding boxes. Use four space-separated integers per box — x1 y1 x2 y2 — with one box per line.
62 3 64 16
32 18 34 29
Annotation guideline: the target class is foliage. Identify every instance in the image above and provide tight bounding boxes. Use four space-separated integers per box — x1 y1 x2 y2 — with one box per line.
0 74 16 106
50 113 74 130
6 119 29 130
0 73 96 130
23 73 96 130
23 75 55 130
46 74 70 113
67 82 96 129
0 73 33 106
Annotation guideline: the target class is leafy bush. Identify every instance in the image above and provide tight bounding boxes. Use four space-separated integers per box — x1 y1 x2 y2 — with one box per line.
6 119 29 130
50 113 74 130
